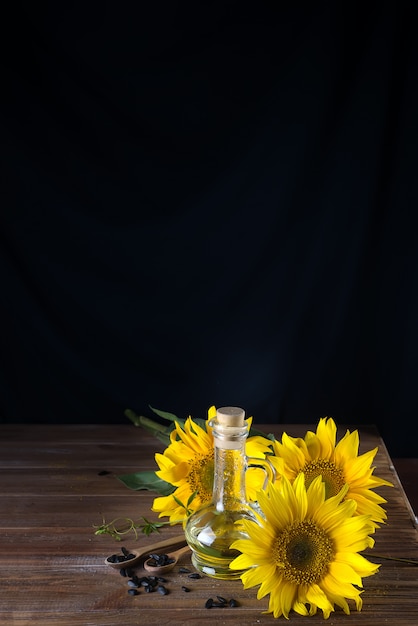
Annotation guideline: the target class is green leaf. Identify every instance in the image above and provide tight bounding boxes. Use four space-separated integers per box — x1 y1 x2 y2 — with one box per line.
187 491 197 507
189 417 208 431
149 406 181 423
148 406 207 432
173 494 188 510
116 471 175 496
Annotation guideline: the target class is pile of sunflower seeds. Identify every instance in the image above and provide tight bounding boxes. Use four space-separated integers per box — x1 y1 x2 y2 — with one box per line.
205 595 239 609
146 552 176 567
106 546 136 564
108 547 240 608
120 568 169 596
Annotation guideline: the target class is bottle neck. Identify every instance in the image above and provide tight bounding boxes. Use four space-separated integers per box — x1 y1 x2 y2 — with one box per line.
211 421 248 511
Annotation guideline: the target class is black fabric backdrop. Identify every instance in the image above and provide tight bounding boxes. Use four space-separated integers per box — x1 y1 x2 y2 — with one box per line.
2 2 417 456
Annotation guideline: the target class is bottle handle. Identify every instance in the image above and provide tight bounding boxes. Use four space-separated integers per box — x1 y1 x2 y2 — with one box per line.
245 456 276 491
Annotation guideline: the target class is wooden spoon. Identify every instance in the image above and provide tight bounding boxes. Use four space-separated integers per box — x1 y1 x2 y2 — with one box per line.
143 544 191 574
104 534 187 569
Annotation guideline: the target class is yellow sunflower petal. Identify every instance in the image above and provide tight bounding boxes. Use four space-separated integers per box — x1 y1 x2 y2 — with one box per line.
176 418 209 452
294 603 309 616
305 473 327 516
314 417 337 459
344 447 378 482
230 540 275 564
229 553 255 571
207 405 216 419
305 583 334 619
246 435 273 458
276 579 298 619
349 492 388 526
324 569 364 598
334 429 359 464
155 459 189 485
151 493 186 522
328 561 363 587
256 483 292 529
274 433 308 472
335 551 380 577
240 564 276 591
233 520 275 548
293 472 308 518
151 493 175 513
304 430 321 461
321 589 350 615
154 452 175 472
246 467 270 501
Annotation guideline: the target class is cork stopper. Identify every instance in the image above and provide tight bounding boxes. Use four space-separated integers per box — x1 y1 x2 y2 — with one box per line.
216 406 245 427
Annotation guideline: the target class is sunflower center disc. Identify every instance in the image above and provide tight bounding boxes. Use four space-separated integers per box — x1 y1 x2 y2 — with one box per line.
301 459 346 498
274 520 334 585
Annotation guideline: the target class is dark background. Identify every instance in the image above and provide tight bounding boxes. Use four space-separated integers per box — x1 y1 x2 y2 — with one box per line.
2 2 417 457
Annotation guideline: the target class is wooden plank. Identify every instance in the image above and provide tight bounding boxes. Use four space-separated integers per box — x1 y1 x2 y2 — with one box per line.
0 468 133 496
0 441 164 469
5 493 157 528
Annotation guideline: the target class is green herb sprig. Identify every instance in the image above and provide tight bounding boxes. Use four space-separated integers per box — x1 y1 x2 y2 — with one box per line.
93 516 174 540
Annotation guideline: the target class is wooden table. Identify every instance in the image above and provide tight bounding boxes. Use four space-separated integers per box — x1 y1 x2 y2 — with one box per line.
1 423 417 625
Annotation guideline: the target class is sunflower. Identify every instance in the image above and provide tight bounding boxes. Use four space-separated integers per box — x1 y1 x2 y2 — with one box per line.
269 417 392 528
151 406 273 523
230 473 379 619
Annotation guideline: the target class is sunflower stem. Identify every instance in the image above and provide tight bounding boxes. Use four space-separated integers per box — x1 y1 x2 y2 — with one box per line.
362 552 418 565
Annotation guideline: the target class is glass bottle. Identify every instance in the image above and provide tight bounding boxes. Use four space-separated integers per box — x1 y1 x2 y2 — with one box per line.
184 406 273 579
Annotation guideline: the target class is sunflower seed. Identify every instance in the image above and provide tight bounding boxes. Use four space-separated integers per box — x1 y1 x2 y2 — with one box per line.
128 589 138 596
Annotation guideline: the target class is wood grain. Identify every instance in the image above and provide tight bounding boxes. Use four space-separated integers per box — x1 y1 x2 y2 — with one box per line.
1 423 417 625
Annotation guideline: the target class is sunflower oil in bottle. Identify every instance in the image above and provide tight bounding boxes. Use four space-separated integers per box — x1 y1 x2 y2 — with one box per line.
184 406 263 579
